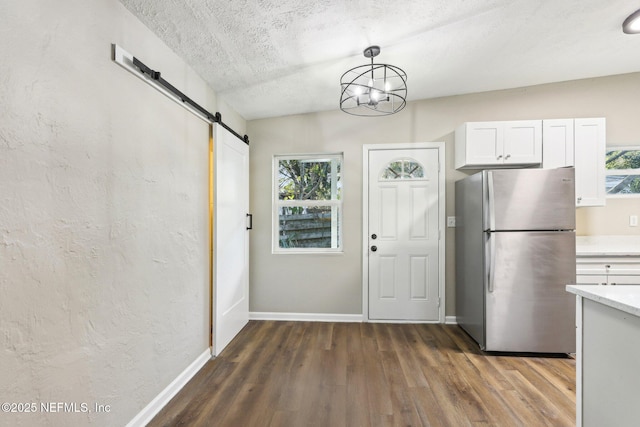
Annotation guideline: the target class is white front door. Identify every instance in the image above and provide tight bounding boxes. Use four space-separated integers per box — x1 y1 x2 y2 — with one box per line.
366 147 441 321
214 124 250 356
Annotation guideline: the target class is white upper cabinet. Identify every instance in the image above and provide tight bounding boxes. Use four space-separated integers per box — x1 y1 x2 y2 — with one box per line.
455 120 542 169
542 118 606 207
575 118 606 207
542 119 575 169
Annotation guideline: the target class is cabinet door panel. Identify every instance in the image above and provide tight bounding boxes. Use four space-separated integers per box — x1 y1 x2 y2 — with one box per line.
543 119 574 168
608 275 640 285
576 274 607 285
466 122 503 165
576 262 608 275
503 120 542 165
575 118 606 207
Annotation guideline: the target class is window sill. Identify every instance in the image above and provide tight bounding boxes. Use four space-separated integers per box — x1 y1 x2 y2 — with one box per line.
272 250 344 255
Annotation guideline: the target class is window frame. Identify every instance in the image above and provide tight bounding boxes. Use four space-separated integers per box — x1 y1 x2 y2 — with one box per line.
605 146 640 198
272 153 343 254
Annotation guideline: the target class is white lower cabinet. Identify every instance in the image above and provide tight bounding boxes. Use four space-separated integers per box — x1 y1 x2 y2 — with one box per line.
570 290 640 427
576 256 640 285
542 118 606 207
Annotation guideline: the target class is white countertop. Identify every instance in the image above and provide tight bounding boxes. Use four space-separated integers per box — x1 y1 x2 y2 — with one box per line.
576 235 640 257
567 284 640 317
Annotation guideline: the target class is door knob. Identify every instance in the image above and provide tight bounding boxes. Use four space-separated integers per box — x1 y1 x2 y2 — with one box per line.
371 245 377 252
371 234 377 240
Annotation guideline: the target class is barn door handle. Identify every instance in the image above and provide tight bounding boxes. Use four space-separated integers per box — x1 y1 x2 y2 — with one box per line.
246 213 253 230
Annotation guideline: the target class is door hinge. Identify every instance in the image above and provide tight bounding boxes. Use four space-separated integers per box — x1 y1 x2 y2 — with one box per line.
437 297 441 307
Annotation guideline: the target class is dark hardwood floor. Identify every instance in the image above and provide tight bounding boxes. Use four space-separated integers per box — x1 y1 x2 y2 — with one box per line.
149 321 576 427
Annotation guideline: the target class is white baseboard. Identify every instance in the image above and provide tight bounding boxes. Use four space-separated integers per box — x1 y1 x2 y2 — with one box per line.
250 312 457 324
126 348 211 427
366 319 440 324
250 312 364 323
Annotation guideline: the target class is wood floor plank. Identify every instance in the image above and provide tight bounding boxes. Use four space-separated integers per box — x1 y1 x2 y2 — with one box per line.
419 363 475 426
240 321 294 385
372 322 394 352
155 357 247 427
507 356 576 417
529 356 576 402
501 369 573 427
345 324 373 427
441 326 524 426
149 322 576 427
388 324 430 389
410 382 456 427
324 322 348 387
217 382 270 426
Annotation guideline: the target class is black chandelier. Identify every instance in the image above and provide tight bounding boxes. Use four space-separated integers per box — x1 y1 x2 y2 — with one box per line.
339 46 407 116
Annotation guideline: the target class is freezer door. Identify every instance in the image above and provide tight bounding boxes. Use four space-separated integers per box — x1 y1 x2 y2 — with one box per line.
485 231 576 353
483 168 576 231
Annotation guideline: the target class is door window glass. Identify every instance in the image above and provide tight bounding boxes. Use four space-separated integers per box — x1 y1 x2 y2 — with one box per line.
380 159 425 180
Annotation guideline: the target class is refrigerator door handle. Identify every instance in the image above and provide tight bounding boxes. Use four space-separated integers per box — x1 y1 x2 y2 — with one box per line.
487 171 496 231
486 233 496 293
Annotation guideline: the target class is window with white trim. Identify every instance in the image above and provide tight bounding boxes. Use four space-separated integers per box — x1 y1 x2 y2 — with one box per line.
273 154 343 253
605 147 640 196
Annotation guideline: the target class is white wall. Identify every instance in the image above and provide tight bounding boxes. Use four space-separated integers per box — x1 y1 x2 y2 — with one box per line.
0 0 244 425
248 72 640 317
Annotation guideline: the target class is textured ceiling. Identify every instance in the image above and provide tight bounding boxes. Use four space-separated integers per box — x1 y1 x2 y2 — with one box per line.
119 0 640 120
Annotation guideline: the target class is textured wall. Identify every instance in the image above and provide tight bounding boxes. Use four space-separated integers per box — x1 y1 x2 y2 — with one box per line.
248 72 640 317
0 0 234 425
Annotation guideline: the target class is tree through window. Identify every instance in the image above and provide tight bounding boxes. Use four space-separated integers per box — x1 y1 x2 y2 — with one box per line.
273 154 343 252
605 147 640 196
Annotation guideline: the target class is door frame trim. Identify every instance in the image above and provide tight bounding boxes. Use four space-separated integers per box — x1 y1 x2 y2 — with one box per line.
362 142 446 323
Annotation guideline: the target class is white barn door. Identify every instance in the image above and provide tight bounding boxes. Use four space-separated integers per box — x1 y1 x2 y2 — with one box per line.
214 124 250 356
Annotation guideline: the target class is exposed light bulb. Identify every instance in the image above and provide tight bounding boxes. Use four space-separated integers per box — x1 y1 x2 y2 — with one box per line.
354 86 363 96
384 80 391 92
623 8 640 34
368 78 374 88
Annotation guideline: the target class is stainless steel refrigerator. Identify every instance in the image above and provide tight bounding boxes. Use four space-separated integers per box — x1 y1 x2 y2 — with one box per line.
455 168 576 353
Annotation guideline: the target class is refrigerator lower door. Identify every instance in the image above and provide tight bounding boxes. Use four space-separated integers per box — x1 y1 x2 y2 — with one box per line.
485 230 576 353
